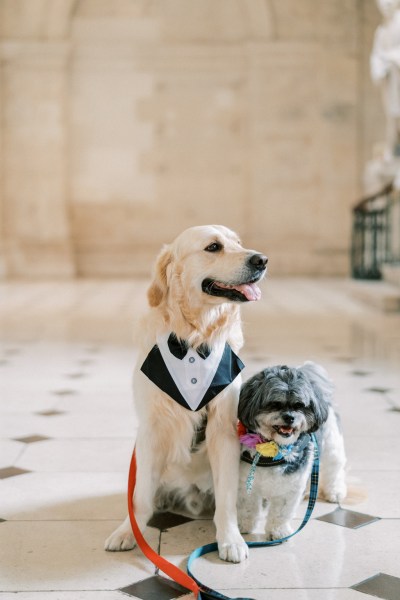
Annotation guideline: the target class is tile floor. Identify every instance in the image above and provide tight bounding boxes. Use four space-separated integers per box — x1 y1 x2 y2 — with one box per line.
0 278 400 600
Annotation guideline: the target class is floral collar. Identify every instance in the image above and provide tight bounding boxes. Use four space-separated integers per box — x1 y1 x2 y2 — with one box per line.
237 421 294 462
237 421 311 493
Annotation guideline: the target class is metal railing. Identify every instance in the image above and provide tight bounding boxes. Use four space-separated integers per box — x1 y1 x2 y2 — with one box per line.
351 182 400 279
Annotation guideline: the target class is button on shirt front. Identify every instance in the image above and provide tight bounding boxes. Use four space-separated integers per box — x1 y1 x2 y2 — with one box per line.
156 332 226 411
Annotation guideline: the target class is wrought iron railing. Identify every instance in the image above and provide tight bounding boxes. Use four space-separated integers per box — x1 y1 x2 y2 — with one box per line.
351 182 400 279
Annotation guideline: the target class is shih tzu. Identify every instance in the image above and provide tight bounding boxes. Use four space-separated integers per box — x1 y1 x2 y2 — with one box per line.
237 361 347 540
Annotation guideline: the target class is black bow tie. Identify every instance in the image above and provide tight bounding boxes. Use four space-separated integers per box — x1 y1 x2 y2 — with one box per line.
167 333 211 360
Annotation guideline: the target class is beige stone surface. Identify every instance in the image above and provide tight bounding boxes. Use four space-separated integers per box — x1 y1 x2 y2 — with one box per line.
0 0 384 277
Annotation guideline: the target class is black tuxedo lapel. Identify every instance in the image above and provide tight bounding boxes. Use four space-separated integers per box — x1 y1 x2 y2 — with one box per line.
194 343 244 410
140 345 189 409
140 340 244 412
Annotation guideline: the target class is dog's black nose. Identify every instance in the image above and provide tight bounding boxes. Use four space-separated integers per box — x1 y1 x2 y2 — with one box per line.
249 254 268 269
282 413 295 424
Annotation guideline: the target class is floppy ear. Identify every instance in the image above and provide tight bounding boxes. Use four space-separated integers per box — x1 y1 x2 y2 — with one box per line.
147 245 172 307
298 362 332 431
308 388 330 432
238 370 269 431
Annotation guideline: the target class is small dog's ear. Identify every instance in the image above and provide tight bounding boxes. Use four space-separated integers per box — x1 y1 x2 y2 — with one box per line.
147 245 172 307
238 371 267 431
299 362 332 431
308 391 330 432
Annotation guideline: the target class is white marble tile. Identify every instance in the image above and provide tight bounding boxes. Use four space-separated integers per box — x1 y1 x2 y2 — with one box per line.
0 472 128 520
223 590 361 600
0 520 159 592
344 435 400 470
342 469 400 518
161 519 400 591
15 439 135 473
54 391 137 415
0 440 25 468
0 412 137 440
225 588 361 600
0 593 126 600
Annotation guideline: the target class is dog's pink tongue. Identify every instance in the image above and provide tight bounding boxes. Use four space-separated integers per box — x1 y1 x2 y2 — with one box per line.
234 282 261 301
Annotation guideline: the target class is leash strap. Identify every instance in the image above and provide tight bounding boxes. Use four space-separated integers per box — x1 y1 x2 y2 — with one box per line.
127 450 201 598
128 434 319 600
187 434 320 600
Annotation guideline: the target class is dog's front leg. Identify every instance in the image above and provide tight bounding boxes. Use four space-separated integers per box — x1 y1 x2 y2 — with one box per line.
207 409 249 563
104 432 162 552
264 490 302 541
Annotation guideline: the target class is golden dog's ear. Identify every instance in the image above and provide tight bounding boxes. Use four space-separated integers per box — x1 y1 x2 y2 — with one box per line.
147 245 172 307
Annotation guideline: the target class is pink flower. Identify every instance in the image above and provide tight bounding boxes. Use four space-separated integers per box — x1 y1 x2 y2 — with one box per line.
239 432 265 448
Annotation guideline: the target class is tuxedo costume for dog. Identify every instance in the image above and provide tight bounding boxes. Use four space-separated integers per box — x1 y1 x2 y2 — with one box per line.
141 332 244 411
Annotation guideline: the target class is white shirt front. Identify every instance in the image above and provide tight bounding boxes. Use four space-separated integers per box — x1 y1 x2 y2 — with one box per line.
156 332 225 411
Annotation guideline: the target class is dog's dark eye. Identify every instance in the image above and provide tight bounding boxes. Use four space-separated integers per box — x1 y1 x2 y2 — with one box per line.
204 242 222 253
293 402 304 411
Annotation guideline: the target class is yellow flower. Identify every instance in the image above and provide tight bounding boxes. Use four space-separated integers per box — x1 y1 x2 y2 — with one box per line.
256 441 279 458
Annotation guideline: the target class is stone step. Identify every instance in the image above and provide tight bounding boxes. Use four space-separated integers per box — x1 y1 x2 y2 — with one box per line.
382 263 400 287
349 279 400 312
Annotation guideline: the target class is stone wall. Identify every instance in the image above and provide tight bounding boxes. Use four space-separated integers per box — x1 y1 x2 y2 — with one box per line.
0 0 383 277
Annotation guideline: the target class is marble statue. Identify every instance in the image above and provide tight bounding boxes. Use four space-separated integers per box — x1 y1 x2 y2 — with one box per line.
371 0 400 161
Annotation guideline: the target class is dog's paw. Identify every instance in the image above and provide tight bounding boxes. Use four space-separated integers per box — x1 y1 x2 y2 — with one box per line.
266 523 293 541
322 483 347 504
218 539 249 563
104 528 136 552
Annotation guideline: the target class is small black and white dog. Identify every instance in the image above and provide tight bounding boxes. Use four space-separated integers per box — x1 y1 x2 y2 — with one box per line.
237 361 347 540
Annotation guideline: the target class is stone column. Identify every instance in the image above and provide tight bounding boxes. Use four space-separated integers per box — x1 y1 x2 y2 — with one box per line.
1 40 75 277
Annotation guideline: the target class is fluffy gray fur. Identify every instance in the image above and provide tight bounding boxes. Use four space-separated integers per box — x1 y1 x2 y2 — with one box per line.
237 361 347 540
239 362 333 437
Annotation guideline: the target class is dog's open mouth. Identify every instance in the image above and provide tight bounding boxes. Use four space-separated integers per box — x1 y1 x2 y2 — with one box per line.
201 277 262 302
273 425 295 438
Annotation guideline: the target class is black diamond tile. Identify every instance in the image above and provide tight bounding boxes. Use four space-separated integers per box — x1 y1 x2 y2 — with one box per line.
0 359 9 366
120 575 188 599
36 410 65 416
0 519 6 523
351 370 372 377
366 387 391 394
147 511 194 531
65 372 86 379
351 572 400 600
0 467 31 479
317 507 380 529
85 346 101 354
52 389 77 396
383 393 400 412
78 359 95 366
15 435 50 444
4 348 21 356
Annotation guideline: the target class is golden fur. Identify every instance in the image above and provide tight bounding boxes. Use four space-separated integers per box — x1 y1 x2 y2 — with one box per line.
104 224 267 563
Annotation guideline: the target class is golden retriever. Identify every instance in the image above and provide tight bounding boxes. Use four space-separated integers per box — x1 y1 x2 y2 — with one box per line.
104 224 267 563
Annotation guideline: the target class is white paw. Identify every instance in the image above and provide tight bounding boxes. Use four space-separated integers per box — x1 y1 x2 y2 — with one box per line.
104 528 136 552
266 523 293 541
323 484 347 504
218 539 249 563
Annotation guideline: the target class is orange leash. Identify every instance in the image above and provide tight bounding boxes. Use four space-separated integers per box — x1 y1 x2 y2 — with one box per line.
127 448 201 599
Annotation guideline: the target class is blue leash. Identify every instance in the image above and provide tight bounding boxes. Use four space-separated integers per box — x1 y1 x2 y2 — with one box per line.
187 433 320 600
